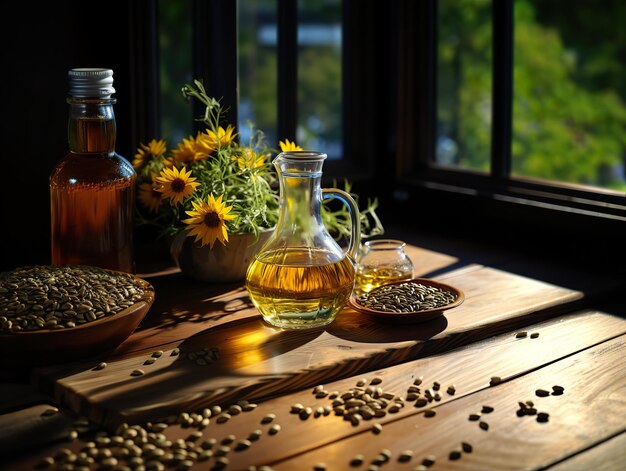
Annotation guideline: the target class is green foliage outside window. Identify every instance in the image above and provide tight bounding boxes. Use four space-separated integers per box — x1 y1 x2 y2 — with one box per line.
438 0 626 192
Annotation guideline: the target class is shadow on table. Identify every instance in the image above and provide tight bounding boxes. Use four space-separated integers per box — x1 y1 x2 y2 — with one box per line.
328 310 449 344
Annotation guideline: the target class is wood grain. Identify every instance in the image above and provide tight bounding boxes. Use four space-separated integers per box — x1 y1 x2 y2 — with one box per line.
274 333 626 470
7 310 624 470
547 431 626 471
29 264 596 428
0 404 77 456
175 310 625 470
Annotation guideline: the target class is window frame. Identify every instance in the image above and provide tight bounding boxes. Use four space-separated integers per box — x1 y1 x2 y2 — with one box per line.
129 0 626 254
395 0 625 228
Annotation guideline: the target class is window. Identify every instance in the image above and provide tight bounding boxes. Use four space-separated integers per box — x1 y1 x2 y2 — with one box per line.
396 0 625 236
512 0 626 192
152 1 344 161
130 0 625 248
437 0 492 172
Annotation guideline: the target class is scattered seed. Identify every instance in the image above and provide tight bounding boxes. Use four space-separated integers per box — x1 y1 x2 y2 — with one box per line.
449 450 462 460
356 378 367 387
41 407 59 417
552 385 565 395
144 358 156 365
489 376 502 386
370 377 383 385
481 405 494 413
479 421 489 430
214 457 229 468
530 332 540 339
151 351 163 358
221 434 235 445
269 424 281 435
515 331 528 338
130 369 144 377
462 442 473 453
422 455 436 466
372 423 383 434
93 362 107 371
424 409 436 418
468 413 481 421
414 376 423 385
535 389 550 397
432 381 440 391
291 404 304 413
350 454 364 466
249 429 263 441
235 439 252 451
414 466 428 471
67 430 78 441
216 445 231 456
314 464 327 471
537 412 550 423
398 450 413 462
446 385 456 395
216 413 231 424
261 413 276 424
171 348 180 356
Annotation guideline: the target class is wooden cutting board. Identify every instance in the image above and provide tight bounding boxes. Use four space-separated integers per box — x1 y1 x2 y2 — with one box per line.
29 244 623 429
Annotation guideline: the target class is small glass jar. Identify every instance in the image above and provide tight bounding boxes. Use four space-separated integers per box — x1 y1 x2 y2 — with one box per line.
355 239 414 294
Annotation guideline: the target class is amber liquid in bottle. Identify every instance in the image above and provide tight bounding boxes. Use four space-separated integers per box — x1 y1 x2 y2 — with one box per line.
51 108 136 273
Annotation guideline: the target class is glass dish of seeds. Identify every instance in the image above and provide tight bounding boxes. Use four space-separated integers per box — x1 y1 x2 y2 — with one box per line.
348 278 464 323
0 265 155 367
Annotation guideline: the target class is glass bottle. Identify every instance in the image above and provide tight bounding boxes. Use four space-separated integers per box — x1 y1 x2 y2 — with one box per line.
245 151 361 329
355 239 414 294
50 68 136 273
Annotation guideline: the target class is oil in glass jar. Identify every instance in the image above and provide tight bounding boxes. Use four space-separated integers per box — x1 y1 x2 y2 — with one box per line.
355 239 414 294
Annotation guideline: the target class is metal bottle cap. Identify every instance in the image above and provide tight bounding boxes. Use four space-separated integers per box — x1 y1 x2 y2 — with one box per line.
68 68 115 98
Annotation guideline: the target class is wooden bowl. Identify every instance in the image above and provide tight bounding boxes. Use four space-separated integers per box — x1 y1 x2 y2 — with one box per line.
0 274 155 368
348 277 464 324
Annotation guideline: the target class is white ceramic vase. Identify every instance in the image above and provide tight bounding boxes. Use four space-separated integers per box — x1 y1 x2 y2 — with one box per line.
169 228 272 282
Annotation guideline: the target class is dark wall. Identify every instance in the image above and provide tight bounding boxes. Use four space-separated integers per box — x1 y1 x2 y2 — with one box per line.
0 1 132 271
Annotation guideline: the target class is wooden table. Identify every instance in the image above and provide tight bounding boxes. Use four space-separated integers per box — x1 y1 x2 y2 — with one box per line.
1 231 625 470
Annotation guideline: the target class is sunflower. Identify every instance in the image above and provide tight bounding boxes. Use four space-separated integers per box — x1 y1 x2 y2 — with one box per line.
137 181 163 214
205 125 237 148
232 147 267 172
279 139 303 152
171 136 202 166
182 194 237 248
154 166 200 206
133 139 167 169
194 131 218 158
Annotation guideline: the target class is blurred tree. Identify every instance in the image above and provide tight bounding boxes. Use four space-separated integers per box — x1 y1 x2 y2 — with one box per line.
438 0 626 191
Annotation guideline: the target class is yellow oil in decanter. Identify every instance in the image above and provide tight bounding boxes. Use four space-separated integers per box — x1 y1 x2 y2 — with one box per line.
246 248 355 328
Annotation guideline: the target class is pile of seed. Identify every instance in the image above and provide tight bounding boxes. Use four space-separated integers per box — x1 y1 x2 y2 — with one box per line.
355 281 457 313
0 265 148 333
37 401 273 471
288 376 456 430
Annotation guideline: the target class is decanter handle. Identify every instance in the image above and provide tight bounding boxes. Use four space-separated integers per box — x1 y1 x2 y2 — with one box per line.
322 188 361 262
